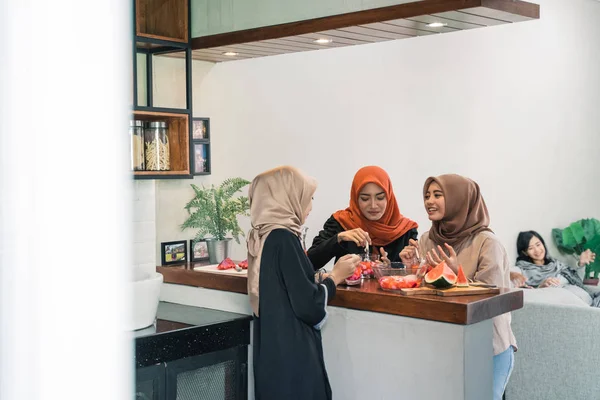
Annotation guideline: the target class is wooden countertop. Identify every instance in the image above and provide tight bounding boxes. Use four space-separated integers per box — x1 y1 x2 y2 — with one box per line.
157 263 523 325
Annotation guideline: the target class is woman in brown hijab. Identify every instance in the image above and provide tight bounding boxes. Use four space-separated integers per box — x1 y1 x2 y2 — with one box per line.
400 174 517 400
247 166 360 400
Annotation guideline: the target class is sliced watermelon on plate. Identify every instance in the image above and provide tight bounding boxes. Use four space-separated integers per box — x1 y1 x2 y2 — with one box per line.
217 257 236 270
424 261 457 288
456 265 469 287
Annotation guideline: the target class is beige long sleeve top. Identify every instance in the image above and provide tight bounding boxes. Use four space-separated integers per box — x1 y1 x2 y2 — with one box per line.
419 230 517 355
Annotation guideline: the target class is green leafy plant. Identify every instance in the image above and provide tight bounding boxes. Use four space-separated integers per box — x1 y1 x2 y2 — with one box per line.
552 218 600 279
181 178 250 243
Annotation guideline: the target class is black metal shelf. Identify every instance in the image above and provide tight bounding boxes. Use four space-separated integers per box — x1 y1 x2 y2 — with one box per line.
134 174 193 180
131 0 211 179
134 106 191 115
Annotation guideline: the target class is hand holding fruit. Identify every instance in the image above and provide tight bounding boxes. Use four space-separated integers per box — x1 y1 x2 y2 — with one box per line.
579 249 596 267
337 228 371 247
330 254 361 285
348 267 363 282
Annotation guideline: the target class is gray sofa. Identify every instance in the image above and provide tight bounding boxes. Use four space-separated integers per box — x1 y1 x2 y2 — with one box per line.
505 287 600 400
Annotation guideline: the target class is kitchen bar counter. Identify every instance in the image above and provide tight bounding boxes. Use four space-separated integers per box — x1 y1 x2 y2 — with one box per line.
135 301 251 368
157 263 523 325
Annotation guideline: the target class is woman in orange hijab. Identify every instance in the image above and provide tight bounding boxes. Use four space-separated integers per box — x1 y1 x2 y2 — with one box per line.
307 166 418 269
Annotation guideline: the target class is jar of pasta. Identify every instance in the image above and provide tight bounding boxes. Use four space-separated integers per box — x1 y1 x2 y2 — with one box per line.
130 120 145 171
144 121 170 171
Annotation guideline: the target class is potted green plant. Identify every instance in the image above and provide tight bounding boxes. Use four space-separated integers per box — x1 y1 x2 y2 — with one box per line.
552 218 600 285
181 178 250 264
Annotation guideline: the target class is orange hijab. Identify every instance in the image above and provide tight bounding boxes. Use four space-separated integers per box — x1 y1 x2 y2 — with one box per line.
333 166 417 246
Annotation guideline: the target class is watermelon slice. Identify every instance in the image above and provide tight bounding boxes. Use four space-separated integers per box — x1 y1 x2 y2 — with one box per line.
217 257 236 270
424 261 457 288
238 259 248 270
456 265 469 287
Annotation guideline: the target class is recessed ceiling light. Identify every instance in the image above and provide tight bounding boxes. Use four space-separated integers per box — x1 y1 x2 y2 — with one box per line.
427 22 447 28
313 38 332 44
222 51 238 56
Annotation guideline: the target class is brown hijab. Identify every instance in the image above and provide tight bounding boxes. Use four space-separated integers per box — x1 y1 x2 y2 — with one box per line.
424 174 492 253
247 166 317 316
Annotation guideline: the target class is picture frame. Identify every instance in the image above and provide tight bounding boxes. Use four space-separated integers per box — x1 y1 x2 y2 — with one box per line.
192 143 210 174
161 240 188 265
190 239 210 262
192 118 209 139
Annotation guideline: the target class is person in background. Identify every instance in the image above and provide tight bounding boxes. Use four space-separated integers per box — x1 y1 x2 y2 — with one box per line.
511 230 599 306
400 174 517 400
307 166 418 269
247 166 360 400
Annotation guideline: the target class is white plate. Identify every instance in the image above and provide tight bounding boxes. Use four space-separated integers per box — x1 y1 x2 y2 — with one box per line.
193 264 248 276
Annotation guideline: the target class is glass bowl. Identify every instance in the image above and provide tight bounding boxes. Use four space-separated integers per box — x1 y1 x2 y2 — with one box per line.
373 262 428 291
344 277 362 286
359 255 383 279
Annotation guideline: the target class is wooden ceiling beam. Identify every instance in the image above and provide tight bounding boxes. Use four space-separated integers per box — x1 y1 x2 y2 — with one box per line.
191 0 539 50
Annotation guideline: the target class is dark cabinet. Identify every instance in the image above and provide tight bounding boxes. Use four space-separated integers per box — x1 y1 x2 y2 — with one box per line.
135 346 247 400
134 303 252 400
166 346 247 400
136 364 166 400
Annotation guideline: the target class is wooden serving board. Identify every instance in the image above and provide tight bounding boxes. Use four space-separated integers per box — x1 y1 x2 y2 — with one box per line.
435 286 500 297
395 286 499 296
397 287 436 296
193 264 248 276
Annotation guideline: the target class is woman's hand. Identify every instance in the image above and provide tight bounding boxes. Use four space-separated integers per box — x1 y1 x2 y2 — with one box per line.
400 239 419 265
510 272 529 288
379 247 391 266
337 228 371 247
539 277 561 288
329 254 361 285
426 243 459 271
579 249 596 267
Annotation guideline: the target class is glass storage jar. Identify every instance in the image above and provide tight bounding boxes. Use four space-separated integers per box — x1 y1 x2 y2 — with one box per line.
130 120 145 171
144 121 170 171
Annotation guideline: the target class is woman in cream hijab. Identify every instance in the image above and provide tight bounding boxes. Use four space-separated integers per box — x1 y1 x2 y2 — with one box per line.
247 166 359 400
401 174 517 400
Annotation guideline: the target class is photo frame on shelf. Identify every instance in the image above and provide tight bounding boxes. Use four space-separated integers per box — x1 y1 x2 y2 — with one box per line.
192 143 210 174
161 240 188 265
190 239 210 262
192 117 209 140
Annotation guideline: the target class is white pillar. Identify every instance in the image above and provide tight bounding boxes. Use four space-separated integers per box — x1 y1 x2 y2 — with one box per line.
0 1 133 399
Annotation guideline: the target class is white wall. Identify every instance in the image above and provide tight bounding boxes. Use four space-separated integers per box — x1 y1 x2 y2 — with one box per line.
156 0 600 265
132 181 157 272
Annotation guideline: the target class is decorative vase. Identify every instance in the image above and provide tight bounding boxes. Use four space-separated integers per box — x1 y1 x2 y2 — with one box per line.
206 238 232 264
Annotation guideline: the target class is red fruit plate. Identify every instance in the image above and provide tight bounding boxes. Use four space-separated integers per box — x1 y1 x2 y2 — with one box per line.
373 263 427 292
345 278 362 286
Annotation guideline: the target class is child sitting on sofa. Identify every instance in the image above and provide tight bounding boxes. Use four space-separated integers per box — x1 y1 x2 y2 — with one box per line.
511 230 599 307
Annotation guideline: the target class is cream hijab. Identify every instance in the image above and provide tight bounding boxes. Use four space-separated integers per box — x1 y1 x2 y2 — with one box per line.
247 166 317 316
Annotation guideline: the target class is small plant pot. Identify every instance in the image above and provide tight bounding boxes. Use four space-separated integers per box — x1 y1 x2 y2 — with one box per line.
583 278 599 286
206 238 232 264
